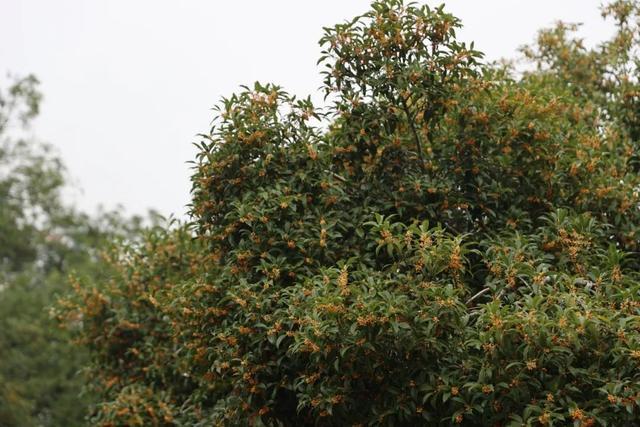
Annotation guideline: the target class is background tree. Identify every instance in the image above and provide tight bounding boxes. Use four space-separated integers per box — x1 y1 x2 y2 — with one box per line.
62 1 640 425
0 75 153 426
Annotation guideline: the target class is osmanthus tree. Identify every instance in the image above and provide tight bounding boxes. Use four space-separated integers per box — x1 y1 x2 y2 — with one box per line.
62 1 640 425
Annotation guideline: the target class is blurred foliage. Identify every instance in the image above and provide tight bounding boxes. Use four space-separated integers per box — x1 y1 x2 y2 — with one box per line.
0 75 156 426
60 0 640 425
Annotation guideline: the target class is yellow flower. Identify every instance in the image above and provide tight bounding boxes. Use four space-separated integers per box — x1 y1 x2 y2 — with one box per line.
538 412 551 425
569 408 583 421
338 267 349 290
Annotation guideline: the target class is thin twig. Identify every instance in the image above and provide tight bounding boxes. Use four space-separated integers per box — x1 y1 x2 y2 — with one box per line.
327 171 347 183
400 97 426 171
466 287 490 306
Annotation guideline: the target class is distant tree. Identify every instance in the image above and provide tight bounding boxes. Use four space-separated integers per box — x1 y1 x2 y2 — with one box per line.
62 1 640 425
0 75 151 426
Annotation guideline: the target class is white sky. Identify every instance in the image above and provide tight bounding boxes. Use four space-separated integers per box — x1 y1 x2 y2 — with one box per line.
1 1 615 219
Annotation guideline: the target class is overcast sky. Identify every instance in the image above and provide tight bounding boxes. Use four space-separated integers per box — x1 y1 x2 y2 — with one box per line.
1 1 615 219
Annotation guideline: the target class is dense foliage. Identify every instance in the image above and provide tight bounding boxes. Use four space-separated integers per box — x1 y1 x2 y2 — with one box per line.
62 1 640 425
0 75 150 426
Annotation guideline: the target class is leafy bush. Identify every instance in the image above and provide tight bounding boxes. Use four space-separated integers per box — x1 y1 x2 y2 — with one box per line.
62 1 640 425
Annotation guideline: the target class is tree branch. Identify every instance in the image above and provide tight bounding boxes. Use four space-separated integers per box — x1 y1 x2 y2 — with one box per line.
400 96 426 171
466 287 490 306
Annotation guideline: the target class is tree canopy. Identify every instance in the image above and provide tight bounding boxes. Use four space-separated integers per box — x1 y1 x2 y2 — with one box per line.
61 1 640 425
